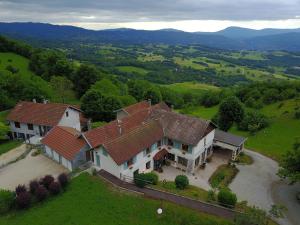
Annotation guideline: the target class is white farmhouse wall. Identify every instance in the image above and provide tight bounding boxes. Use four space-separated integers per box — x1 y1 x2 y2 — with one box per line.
9 121 42 138
45 146 53 158
58 108 81 131
94 147 121 178
193 129 215 156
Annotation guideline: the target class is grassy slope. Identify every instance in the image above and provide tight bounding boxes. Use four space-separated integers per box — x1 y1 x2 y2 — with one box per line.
117 66 149 75
164 82 220 95
0 141 22 156
0 173 232 225
179 99 300 161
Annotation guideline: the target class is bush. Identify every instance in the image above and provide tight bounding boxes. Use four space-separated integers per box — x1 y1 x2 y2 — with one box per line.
143 172 159 185
134 173 148 188
29 180 39 194
35 185 48 202
217 189 237 208
206 189 216 202
0 189 15 214
238 110 269 134
15 184 27 195
175 175 189 190
41 175 54 189
49 182 61 195
16 192 31 209
58 173 69 188
295 110 300 119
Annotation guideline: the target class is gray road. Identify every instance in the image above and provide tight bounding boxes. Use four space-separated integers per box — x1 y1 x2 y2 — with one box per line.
230 149 300 225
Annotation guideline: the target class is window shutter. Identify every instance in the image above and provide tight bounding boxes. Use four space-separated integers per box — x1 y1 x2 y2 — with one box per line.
188 146 193 154
123 162 128 170
174 141 181 149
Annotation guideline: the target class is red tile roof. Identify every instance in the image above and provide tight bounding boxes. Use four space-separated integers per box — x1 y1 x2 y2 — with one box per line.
7 101 82 127
41 126 87 160
122 101 150 115
104 120 164 165
153 148 168 160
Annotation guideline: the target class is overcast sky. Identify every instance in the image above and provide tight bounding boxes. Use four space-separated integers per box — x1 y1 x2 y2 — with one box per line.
0 0 300 32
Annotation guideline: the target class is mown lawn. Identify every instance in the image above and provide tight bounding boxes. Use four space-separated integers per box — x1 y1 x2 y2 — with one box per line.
165 82 220 95
152 181 208 202
0 140 22 156
0 173 232 225
178 105 218 120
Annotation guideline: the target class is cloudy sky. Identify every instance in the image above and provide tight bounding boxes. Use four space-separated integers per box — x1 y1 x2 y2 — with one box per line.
0 0 300 32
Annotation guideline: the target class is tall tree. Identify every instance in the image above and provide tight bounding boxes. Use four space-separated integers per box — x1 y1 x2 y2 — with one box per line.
50 76 73 103
143 87 162 105
278 138 300 184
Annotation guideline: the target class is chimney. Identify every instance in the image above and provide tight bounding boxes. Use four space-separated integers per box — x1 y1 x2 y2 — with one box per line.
32 99 36 103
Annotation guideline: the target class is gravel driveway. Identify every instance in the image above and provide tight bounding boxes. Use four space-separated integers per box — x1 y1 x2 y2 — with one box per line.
230 149 300 225
0 150 68 190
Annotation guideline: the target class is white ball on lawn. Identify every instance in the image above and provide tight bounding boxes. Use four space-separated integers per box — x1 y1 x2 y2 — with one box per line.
157 208 163 214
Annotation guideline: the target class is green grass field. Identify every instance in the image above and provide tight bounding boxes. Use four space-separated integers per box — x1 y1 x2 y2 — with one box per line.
179 99 300 161
0 140 22 156
164 82 220 95
0 52 35 78
0 110 9 123
117 66 149 75
0 173 232 225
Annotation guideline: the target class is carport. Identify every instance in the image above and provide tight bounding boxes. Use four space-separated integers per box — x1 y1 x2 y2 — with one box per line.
213 129 247 160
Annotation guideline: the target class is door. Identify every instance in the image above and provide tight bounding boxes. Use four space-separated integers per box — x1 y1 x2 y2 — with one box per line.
85 150 91 161
96 154 100 167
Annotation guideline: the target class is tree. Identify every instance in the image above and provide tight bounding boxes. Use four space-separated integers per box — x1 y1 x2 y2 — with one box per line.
81 89 104 121
102 95 123 121
278 138 300 183
238 110 269 134
90 78 120 96
128 80 152 101
73 64 100 97
218 96 244 131
143 87 162 105
50 76 73 103
0 122 9 140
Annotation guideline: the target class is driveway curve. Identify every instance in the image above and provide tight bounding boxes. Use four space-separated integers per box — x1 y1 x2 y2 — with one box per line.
230 149 300 225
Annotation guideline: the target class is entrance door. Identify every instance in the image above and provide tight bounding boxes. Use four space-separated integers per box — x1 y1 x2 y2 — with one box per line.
86 150 91 161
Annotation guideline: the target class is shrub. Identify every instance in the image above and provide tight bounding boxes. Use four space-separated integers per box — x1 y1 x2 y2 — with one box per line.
206 189 216 202
217 189 237 208
143 172 159 185
238 110 269 134
49 182 61 195
295 110 300 119
29 180 39 194
0 189 15 214
15 184 27 195
134 173 148 188
16 192 31 209
35 185 48 202
41 175 54 189
58 173 69 188
175 175 189 190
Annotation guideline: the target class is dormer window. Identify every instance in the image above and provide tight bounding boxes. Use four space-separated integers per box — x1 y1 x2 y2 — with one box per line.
66 111 69 117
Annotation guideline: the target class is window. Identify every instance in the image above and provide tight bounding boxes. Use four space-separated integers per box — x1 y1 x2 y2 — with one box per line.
181 144 189 152
103 149 108 156
14 122 20 128
127 158 134 167
168 138 173 146
177 156 188 167
157 140 162 147
66 111 69 117
146 161 151 169
27 123 33 130
167 153 175 161
145 147 151 155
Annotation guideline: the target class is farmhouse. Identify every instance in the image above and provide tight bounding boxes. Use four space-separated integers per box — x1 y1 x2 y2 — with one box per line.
40 101 246 176
6 100 89 141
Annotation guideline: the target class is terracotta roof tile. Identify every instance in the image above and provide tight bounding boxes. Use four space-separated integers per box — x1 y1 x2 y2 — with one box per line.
41 126 87 160
122 101 150 115
6 101 82 127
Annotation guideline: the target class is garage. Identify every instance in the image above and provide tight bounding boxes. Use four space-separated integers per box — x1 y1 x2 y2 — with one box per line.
41 126 89 171
213 129 247 160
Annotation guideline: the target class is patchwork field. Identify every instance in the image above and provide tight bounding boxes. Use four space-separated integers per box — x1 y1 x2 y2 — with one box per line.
164 82 220 94
0 173 232 225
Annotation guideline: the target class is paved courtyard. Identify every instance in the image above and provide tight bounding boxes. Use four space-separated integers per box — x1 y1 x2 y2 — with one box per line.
158 149 231 191
0 150 68 191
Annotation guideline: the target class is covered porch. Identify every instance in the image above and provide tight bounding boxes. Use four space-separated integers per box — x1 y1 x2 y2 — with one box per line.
213 130 247 160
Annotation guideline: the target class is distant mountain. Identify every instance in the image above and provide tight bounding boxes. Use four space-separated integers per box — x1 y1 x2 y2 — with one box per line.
216 26 300 39
0 22 300 51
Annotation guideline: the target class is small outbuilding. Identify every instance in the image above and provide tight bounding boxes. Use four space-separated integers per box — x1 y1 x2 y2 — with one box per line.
41 126 89 171
213 129 247 160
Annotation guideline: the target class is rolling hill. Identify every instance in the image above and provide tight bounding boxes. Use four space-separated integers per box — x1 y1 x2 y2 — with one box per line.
1 22 300 51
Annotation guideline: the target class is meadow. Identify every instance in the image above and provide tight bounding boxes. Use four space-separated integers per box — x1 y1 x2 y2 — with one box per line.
0 173 232 225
